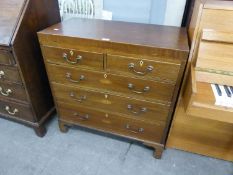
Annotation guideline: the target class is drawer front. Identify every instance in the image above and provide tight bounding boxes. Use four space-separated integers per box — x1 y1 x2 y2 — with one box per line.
0 50 15 65
57 101 165 143
42 46 104 70
0 65 22 84
107 54 180 83
47 64 174 103
0 82 28 102
52 83 170 122
0 100 34 122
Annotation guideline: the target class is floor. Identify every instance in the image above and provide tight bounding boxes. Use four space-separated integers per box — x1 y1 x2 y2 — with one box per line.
0 116 232 175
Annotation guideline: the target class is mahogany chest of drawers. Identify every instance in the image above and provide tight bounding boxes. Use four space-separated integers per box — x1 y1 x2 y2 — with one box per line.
0 0 60 136
38 18 189 158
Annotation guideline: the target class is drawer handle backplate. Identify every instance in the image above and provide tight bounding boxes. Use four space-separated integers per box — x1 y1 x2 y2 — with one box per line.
128 63 153 76
5 106 18 115
70 92 86 102
66 73 85 83
125 124 144 134
73 112 89 121
127 104 147 115
0 70 5 79
63 53 82 64
128 83 150 94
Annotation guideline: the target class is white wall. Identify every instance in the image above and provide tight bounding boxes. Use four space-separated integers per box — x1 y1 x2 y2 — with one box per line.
164 0 186 26
104 0 186 26
59 0 187 26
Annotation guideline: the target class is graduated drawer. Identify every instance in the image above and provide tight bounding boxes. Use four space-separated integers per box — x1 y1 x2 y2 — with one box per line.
47 64 174 103
0 82 28 102
107 54 180 83
57 101 165 143
0 99 34 122
0 65 22 84
52 83 170 122
41 46 104 70
0 50 15 65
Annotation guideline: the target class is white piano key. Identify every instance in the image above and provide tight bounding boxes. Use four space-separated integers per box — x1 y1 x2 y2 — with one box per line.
219 85 232 108
214 84 222 96
224 85 231 97
211 84 222 106
230 86 233 94
228 86 233 108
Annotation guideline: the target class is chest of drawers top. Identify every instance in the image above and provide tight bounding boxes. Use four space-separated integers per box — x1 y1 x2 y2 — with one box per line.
38 18 189 60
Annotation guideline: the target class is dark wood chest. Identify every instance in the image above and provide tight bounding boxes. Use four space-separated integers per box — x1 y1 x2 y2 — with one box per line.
38 18 189 158
0 0 60 136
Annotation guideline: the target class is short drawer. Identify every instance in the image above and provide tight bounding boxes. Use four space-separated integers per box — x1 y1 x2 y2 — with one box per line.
0 65 22 84
41 46 104 70
0 82 28 102
57 101 165 143
52 83 170 122
0 50 15 65
0 100 34 122
47 64 174 103
107 54 180 83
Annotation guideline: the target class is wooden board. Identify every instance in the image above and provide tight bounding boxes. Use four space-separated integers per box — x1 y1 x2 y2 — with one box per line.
184 68 233 124
39 18 189 52
0 0 26 46
195 70 233 86
167 99 233 162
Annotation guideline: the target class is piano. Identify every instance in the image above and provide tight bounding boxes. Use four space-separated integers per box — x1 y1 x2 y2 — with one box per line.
183 29 233 124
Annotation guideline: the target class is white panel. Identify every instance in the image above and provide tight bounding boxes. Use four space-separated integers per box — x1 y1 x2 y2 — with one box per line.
164 0 186 26
93 0 103 19
103 0 151 24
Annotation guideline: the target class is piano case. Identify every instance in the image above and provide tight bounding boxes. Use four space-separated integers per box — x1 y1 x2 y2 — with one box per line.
184 30 233 124
0 0 60 136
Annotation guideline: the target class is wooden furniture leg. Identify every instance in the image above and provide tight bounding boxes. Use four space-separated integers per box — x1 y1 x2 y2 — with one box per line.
34 125 47 137
154 147 164 159
59 120 69 133
144 142 164 159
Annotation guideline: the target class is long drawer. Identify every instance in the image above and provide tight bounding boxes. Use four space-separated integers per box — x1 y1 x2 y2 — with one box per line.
41 46 104 70
107 54 180 83
52 83 170 123
47 64 174 103
0 65 22 84
0 82 28 102
0 50 15 65
57 101 165 143
0 100 34 122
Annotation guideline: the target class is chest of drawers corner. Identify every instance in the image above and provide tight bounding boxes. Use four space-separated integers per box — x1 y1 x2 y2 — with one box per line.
0 0 60 137
38 18 189 158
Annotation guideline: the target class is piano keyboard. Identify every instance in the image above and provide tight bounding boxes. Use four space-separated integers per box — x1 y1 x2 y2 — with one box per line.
211 84 233 108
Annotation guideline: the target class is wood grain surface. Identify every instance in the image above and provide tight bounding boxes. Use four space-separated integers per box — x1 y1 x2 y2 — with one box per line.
39 18 189 157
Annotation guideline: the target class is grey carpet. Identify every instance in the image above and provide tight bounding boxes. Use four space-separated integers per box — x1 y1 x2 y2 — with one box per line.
0 116 232 175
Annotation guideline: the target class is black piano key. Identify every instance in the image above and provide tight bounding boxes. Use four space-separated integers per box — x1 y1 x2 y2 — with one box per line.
214 84 222 96
230 86 233 94
224 85 231 97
